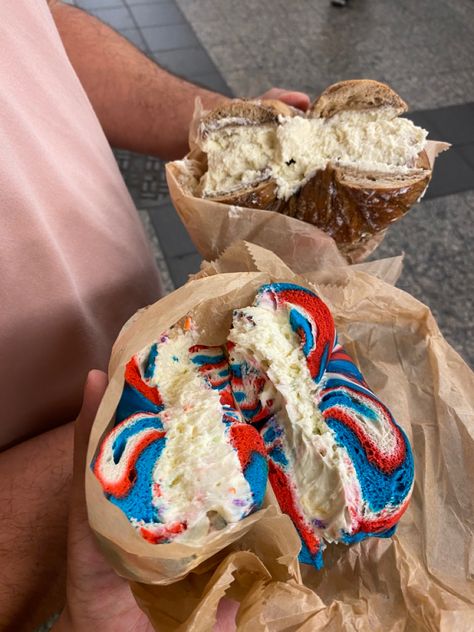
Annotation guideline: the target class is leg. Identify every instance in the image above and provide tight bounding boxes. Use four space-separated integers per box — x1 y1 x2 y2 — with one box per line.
0 423 73 631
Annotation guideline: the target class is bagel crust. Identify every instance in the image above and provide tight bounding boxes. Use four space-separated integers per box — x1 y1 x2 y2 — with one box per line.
281 151 431 258
310 79 408 119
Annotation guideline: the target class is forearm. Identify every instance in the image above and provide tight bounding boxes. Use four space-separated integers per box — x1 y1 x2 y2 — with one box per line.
0 421 73 631
48 1 229 159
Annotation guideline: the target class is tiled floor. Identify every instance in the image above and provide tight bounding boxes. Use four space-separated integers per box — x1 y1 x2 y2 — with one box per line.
71 0 474 367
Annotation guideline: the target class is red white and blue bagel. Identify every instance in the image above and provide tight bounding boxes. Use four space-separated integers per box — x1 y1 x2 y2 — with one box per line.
93 323 268 545
228 283 414 568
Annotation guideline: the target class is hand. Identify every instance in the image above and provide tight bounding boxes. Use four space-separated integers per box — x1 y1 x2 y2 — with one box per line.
259 87 311 111
53 370 238 632
53 370 154 632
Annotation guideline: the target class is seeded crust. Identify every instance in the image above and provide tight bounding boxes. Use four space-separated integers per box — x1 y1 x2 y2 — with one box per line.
199 99 296 137
195 81 431 261
204 179 283 211
309 79 408 119
283 151 430 261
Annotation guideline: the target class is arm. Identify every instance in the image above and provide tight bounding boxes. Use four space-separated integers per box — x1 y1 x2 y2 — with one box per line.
47 0 230 160
0 420 74 630
47 2 310 160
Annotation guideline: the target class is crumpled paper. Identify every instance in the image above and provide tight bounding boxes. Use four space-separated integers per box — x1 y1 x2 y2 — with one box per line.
87 240 474 631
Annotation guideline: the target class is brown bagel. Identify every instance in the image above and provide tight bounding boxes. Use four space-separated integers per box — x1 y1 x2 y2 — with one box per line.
194 81 432 259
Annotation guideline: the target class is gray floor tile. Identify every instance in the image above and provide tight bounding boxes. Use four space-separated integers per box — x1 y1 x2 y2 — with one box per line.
205 41 261 74
126 0 170 4
347 43 466 82
321 0 412 28
120 27 147 51
153 46 217 78
148 202 197 258
113 150 170 208
400 0 467 24
77 0 123 9
449 0 474 23
388 70 474 111
178 16 240 48
457 144 474 170
90 5 135 29
174 0 226 24
129 2 185 27
142 23 200 52
422 103 474 146
138 210 175 294
383 19 474 68
190 72 233 97
221 68 273 99
369 191 474 368
168 252 203 287
424 149 474 199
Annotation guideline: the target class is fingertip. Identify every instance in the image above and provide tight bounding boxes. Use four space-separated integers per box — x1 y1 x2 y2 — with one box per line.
85 369 108 401
259 88 311 111
87 368 108 387
281 92 311 111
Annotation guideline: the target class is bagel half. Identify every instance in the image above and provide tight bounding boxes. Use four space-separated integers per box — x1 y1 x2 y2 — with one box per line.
228 282 415 568
92 321 268 545
195 80 432 260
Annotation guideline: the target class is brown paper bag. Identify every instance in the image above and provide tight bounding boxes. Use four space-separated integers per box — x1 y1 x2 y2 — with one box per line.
87 242 474 631
165 99 450 265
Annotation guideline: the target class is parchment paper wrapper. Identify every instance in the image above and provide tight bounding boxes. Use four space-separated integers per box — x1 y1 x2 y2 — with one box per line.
86 242 474 631
165 100 450 266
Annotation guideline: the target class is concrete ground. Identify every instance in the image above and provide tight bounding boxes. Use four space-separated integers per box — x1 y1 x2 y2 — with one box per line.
72 0 474 368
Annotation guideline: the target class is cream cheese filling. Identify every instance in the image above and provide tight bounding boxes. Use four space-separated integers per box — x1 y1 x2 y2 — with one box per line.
146 330 253 542
201 108 428 200
229 306 355 539
202 124 275 196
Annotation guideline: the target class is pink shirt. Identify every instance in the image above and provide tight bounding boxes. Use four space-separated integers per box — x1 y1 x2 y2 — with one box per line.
0 0 162 449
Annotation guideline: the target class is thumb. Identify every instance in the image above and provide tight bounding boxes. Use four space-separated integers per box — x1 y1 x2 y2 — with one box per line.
70 369 108 525
54 370 114 630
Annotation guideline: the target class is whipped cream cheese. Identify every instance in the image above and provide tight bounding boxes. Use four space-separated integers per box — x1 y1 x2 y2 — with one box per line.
202 124 275 196
146 329 253 542
201 108 428 200
229 305 355 539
